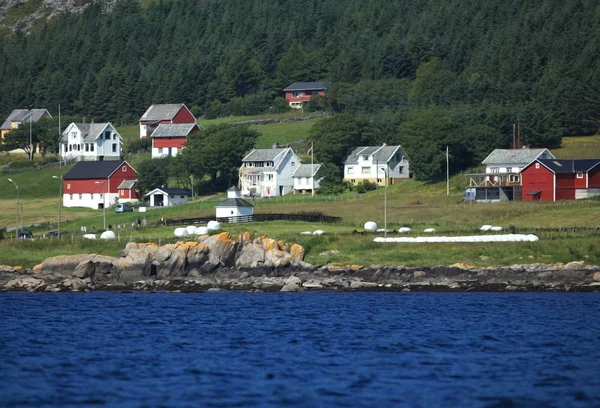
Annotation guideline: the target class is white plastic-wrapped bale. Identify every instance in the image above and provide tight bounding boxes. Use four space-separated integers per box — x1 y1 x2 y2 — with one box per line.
83 234 96 240
100 231 116 239
174 227 189 237
491 226 503 231
480 225 492 231
423 228 436 233
195 226 209 235
207 220 221 231
313 230 325 235
300 231 313 235
186 225 197 234
364 221 377 231
398 227 412 233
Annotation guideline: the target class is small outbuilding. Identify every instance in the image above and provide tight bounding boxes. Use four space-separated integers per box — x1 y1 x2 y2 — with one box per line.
215 186 254 219
145 187 191 207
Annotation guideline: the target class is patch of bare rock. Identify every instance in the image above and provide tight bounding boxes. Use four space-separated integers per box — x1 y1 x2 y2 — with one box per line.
0 233 599 293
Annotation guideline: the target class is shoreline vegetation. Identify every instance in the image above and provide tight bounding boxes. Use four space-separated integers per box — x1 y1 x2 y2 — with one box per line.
1 231 599 293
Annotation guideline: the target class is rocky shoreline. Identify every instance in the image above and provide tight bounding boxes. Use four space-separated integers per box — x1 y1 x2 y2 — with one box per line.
1 232 600 293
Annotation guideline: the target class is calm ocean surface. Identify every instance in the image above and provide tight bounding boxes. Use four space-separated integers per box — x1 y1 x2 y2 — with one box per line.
1 292 599 407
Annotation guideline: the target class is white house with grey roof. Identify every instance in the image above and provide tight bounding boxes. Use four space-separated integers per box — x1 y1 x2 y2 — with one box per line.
343 144 410 186
139 103 196 139
60 122 122 162
145 187 191 207
215 186 254 219
482 148 554 175
239 147 300 197
292 163 324 194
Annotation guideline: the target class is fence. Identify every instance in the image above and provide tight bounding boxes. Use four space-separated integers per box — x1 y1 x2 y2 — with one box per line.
164 212 341 226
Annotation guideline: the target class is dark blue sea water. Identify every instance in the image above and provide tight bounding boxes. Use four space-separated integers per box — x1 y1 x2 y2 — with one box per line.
1 292 599 407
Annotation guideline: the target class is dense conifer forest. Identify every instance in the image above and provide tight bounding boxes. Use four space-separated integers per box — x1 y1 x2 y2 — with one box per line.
0 0 599 180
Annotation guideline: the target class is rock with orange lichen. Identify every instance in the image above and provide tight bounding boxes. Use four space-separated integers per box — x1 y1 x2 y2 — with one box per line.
203 232 240 266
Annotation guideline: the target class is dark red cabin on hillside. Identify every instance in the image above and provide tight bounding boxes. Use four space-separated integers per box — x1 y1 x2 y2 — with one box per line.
521 158 600 201
139 104 196 139
283 82 327 109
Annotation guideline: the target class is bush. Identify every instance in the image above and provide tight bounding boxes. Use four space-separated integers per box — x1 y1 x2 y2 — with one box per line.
126 138 151 154
356 180 377 193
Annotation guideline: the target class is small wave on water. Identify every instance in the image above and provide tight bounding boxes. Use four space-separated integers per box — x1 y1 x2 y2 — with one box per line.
1 292 599 407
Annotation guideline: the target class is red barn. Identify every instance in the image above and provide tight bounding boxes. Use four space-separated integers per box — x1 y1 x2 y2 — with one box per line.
139 104 196 139
62 160 141 209
150 123 200 158
283 82 327 109
521 158 600 201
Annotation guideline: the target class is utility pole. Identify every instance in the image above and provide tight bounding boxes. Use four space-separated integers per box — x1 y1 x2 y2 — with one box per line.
446 146 450 196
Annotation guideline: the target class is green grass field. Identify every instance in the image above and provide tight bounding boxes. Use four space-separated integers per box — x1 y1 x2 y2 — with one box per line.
1 128 599 269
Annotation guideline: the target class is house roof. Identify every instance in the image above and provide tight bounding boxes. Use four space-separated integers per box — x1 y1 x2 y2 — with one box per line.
1 109 51 130
150 123 198 138
283 82 327 92
292 163 322 178
215 198 254 207
145 187 191 196
140 104 189 122
344 145 404 164
242 147 296 170
536 159 600 174
482 148 553 165
63 160 129 180
117 180 137 189
227 186 240 192
62 123 115 141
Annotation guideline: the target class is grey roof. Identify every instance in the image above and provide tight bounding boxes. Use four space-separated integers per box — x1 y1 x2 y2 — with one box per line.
150 123 198 138
292 163 322 178
344 145 404 164
215 198 254 207
117 180 137 189
145 187 191 196
63 160 129 180
482 148 554 165
242 148 297 170
140 104 189 122
62 123 115 141
1 109 51 130
227 186 239 192
536 159 600 174
283 82 327 92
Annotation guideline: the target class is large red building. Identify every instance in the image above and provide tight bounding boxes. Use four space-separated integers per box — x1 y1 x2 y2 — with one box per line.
283 82 327 109
521 158 600 201
62 160 141 209
139 104 196 139
150 123 200 158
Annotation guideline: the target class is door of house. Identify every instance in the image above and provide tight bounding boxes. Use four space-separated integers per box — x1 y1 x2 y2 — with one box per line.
168 147 172 157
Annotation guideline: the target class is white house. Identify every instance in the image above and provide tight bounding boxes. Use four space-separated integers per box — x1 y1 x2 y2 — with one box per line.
145 187 191 207
215 186 254 219
239 147 300 197
60 122 122 162
343 144 410 186
482 148 555 178
292 163 323 194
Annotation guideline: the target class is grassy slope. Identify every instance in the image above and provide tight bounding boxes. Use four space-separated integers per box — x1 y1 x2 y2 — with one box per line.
1 131 599 268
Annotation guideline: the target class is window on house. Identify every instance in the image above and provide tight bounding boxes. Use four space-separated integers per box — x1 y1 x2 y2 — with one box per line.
361 167 370 174
399 166 404 174
78 194 82 200
363 155 369 161
113 143 118 153
113 134 117 140
180 195 184 199
158 148 163 154
91 193 94 200
350 179 356 183
69 144 72 151
105 131 111 140
90 144 94 152
268 174 273 181
77 144 81 151
506 167 512 173
535 163 540 169
67 183 71 190
100 194 103 199
71 132 76 139
85 144 89 152
291 162 296 166
69 194 73 200
491 167 499 173
122 166 127 172
509 175 520 183
576 172 583 179
348 167 354 175
377 179 382 183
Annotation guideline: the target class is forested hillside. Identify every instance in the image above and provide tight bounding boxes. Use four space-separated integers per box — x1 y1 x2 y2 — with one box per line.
1 0 599 180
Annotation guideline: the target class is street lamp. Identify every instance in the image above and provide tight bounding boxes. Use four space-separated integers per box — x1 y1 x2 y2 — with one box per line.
380 167 387 237
52 175 62 237
8 178 19 238
95 181 106 230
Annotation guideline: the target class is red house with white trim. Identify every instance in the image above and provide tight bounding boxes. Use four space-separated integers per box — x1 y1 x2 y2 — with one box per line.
150 123 200 158
283 82 327 109
139 104 196 139
521 158 600 201
62 160 141 209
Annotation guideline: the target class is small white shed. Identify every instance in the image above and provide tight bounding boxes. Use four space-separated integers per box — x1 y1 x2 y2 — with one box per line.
145 187 191 207
216 186 254 219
